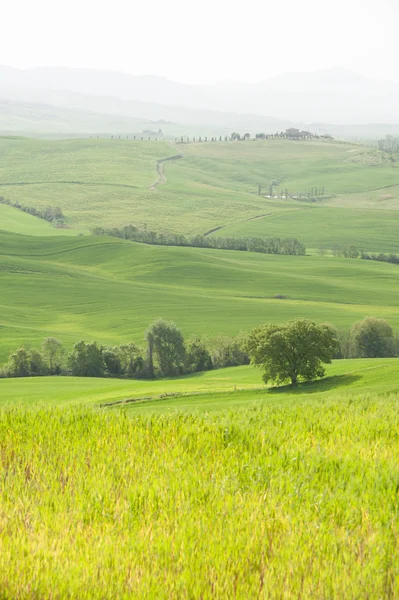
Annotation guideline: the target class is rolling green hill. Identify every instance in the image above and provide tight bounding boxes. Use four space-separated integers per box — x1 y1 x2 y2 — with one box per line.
1 230 399 363
1 136 399 251
1 358 398 411
0 203 86 235
2 132 399 599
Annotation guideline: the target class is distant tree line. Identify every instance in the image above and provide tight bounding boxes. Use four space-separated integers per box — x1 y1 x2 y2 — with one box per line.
378 135 399 152
173 130 334 143
92 225 306 256
327 244 399 265
1 316 398 382
0 320 249 379
0 197 66 227
258 184 327 201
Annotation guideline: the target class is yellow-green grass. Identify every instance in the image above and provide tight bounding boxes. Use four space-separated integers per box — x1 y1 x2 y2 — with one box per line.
2 231 399 362
1 382 399 597
2 137 399 251
328 184 399 210
1 358 398 411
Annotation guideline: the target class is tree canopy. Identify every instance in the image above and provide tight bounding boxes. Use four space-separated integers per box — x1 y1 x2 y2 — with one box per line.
245 319 338 386
350 317 394 358
146 319 186 377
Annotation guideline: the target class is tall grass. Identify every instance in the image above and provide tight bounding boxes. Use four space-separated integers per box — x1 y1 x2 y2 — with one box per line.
1 394 399 598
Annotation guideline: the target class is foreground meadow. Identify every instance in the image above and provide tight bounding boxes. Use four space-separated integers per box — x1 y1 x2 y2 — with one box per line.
1 390 399 598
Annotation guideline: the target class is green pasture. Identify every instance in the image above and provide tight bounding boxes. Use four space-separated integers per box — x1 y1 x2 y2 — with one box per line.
1 358 398 411
213 204 399 252
1 137 399 250
2 231 399 362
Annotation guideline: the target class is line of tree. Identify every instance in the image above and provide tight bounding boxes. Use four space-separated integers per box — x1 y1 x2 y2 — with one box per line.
258 184 326 201
0 197 66 227
328 244 399 264
92 225 306 256
378 135 399 152
0 321 249 379
1 316 397 384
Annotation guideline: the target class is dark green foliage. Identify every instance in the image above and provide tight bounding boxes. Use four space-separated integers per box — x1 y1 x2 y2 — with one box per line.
69 341 105 377
28 349 46 376
209 335 249 369
92 225 306 256
361 251 399 265
118 343 144 377
0 197 65 225
146 319 186 377
102 347 123 376
7 347 46 377
42 337 64 374
350 317 394 358
245 319 338 386
185 338 213 373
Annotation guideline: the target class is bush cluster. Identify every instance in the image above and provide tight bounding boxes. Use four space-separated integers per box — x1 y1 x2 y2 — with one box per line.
0 321 249 379
330 243 399 265
92 225 306 256
335 317 399 359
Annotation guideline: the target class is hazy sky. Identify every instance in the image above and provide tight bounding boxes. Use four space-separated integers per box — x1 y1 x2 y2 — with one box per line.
2 0 398 84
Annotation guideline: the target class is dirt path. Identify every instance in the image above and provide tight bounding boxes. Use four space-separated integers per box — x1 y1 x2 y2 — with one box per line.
150 151 183 190
203 213 273 237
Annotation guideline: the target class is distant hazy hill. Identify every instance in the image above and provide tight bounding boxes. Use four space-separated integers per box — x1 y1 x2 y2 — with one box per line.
0 70 292 135
0 98 150 134
1 65 399 125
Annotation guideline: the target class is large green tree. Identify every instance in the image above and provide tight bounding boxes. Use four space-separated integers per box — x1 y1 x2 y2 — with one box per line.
69 341 105 377
146 319 186 377
185 338 213 373
245 319 338 386
42 337 64 374
350 317 394 358
118 343 144 377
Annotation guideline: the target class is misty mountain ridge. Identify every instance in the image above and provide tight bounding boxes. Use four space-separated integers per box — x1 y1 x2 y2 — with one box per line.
1 65 399 130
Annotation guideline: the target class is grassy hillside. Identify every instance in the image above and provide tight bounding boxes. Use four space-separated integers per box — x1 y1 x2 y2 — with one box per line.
1 230 399 363
1 137 399 251
1 358 398 410
1 364 399 597
0 203 86 235
213 204 399 252
0 99 148 134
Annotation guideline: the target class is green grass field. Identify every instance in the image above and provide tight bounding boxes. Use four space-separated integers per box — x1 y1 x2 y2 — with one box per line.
2 134 399 597
1 358 398 410
2 230 399 363
1 358 399 597
1 136 399 251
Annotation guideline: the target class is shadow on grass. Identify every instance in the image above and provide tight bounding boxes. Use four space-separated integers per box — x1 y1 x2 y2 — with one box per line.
267 374 362 395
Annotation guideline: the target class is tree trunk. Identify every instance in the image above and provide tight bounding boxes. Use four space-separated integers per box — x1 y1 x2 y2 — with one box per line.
146 334 155 379
291 373 298 386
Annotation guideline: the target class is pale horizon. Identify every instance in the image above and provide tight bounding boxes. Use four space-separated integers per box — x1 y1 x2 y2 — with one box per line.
2 63 398 87
1 0 398 85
